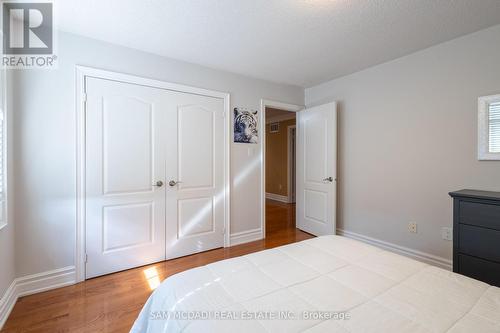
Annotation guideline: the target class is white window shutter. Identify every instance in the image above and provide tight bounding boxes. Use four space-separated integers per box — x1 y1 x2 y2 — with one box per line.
0 71 5 226
489 101 500 153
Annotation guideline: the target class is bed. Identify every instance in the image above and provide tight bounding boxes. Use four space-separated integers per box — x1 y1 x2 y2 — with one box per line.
131 235 500 332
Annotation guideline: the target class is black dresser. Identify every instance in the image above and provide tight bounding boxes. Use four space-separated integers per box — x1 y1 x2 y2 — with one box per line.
449 189 500 287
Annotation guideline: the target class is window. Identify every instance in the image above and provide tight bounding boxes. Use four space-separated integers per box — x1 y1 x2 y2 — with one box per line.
478 94 500 160
0 70 5 230
489 101 500 153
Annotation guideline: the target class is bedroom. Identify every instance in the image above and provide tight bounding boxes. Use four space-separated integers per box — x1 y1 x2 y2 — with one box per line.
0 0 500 332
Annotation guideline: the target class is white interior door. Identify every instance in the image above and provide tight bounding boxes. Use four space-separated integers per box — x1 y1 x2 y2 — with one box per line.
296 102 337 236
85 77 168 278
164 93 226 260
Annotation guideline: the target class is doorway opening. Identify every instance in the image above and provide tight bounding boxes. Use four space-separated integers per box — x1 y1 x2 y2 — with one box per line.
264 107 297 237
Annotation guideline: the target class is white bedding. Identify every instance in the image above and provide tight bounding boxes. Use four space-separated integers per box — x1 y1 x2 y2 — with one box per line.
131 235 500 333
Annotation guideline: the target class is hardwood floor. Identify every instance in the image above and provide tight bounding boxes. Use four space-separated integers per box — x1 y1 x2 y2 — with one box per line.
2 200 311 333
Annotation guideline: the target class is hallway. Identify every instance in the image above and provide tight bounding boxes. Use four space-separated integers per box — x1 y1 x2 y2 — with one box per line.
265 199 312 246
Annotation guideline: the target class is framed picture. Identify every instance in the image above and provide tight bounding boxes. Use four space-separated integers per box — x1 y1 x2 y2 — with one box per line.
234 107 258 144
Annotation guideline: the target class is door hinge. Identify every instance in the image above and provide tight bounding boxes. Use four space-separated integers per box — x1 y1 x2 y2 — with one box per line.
222 227 226 235
84 253 88 263
82 93 88 104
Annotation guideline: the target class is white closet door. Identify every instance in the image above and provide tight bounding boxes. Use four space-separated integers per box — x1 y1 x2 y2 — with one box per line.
164 93 225 259
85 76 226 278
297 102 337 236
85 77 168 279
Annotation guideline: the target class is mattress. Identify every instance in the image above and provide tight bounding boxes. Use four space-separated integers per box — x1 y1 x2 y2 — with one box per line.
131 235 500 333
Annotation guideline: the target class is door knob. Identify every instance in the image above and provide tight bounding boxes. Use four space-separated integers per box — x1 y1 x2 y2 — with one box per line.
153 181 164 187
168 180 182 187
323 177 334 182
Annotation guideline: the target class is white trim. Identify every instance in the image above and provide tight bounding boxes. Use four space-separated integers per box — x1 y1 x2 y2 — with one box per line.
75 67 86 283
0 266 76 329
0 280 16 329
0 68 8 231
337 229 452 271
265 192 290 203
478 94 500 160
76 66 229 99
230 228 263 246
76 66 231 282
15 266 76 297
287 125 296 203
260 99 303 238
224 95 231 248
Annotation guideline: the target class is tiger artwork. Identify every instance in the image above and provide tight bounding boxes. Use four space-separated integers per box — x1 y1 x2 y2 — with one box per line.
233 108 258 143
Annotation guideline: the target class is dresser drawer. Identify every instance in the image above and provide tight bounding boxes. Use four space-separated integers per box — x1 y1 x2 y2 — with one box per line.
458 224 500 262
458 254 500 287
459 201 500 230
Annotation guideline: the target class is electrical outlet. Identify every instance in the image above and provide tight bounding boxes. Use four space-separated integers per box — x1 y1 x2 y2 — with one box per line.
441 227 452 241
408 222 418 233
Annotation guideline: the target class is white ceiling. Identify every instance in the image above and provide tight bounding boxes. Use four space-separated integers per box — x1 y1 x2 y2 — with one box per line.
57 0 500 88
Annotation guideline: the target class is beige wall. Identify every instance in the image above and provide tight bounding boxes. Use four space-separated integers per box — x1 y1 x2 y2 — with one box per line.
266 117 296 196
305 24 500 262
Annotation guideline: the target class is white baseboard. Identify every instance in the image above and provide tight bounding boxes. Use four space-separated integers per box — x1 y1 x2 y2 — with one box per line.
15 266 76 298
230 228 263 246
337 229 452 271
266 192 289 203
0 266 76 329
0 280 17 330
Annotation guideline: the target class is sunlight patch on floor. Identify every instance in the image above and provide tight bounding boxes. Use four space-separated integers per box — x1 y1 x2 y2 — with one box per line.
143 267 161 290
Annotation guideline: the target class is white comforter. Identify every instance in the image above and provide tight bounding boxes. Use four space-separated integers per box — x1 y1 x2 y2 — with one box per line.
131 235 500 333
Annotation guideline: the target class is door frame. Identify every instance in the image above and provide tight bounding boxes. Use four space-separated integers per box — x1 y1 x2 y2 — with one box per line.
287 125 296 203
76 66 231 282
260 99 303 238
